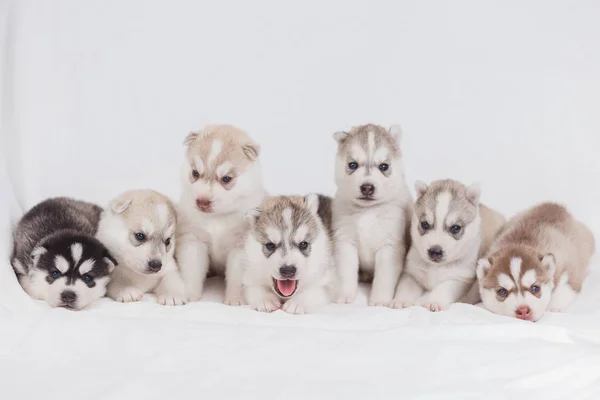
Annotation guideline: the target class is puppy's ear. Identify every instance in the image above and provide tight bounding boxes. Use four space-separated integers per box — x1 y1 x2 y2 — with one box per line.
466 183 481 205
415 181 428 198
183 131 199 147
389 124 402 144
304 193 320 215
244 207 261 226
243 141 261 161
30 246 47 266
476 258 492 281
111 198 132 214
540 253 556 276
333 131 348 143
103 250 118 273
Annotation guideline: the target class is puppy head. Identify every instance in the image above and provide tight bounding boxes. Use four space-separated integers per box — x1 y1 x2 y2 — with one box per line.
181 125 263 215
476 246 556 322
244 194 329 299
333 124 405 207
411 179 481 265
27 232 116 310
97 190 177 276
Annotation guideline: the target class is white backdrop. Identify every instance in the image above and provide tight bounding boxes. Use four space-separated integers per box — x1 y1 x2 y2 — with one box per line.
2 1 600 398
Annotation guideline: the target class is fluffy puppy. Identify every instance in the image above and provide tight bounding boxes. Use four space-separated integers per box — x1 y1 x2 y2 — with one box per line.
392 180 505 311
477 203 595 321
176 125 266 305
332 124 412 306
243 194 334 314
96 190 185 305
11 197 116 309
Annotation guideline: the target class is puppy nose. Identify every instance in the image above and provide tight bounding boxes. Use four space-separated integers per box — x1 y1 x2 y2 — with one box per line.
196 198 212 210
360 184 375 196
279 265 297 278
61 291 77 303
515 305 532 320
147 260 162 272
427 246 444 261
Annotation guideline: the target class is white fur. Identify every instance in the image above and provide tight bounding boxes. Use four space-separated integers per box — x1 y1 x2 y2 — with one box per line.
54 255 70 273
193 155 205 174
71 243 83 265
207 140 223 166
78 259 95 275
479 281 554 322
548 273 578 312
498 273 515 291
521 269 537 288
510 257 522 282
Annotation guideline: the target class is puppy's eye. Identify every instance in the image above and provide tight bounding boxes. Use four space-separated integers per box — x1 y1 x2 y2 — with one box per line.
221 176 232 183
134 233 146 241
81 274 93 283
348 162 358 170
299 241 309 250
530 285 540 293
51 270 61 279
378 163 389 172
497 288 508 296
165 238 171 246
421 221 430 230
450 225 462 234
265 242 276 250
192 169 200 178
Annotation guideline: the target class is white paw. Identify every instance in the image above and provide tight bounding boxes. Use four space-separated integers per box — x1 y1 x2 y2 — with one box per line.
547 307 563 313
224 296 247 306
419 303 444 312
114 288 144 303
368 294 392 307
390 299 414 309
157 294 186 306
252 296 282 313
335 289 356 304
282 300 310 315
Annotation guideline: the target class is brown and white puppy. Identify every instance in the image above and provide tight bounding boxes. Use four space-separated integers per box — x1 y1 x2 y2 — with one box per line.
243 194 334 314
332 124 412 306
96 190 185 305
176 125 266 305
477 203 595 321
392 179 505 311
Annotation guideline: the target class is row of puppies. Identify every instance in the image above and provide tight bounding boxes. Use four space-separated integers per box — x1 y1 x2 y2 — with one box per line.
11 124 596 321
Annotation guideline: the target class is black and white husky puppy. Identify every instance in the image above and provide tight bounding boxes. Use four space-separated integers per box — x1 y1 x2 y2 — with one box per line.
11 197 117 309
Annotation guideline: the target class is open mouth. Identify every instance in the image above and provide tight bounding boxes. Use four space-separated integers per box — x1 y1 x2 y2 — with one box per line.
272 278 298 298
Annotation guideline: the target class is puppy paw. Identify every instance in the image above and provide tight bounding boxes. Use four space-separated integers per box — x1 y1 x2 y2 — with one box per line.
368 294 392 307
547 307 563 313
282 300 310 315
334 289 356 304
157 294 186 306
252 295 282 313
390 299 414 309
114 287 144 303
420 303 444 312
224 296 247 307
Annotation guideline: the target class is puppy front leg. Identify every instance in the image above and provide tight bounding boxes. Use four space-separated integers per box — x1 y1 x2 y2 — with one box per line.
245 285 282 313
416 280 472 312
224 249 246 306
370 245 402 306
176 236 209 302
282 285 330 315
334 240 359 304
154 269 186 306
107 269 145 303
390 273 424 309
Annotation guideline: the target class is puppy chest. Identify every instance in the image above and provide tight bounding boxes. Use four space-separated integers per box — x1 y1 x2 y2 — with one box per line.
355 212 393 269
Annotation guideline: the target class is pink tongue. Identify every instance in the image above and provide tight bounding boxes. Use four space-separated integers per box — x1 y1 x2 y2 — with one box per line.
277 280 297 297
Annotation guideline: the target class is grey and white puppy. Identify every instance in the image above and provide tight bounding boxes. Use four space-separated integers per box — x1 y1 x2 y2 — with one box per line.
332 124 412 306
243 194 334 314
11 197 117 310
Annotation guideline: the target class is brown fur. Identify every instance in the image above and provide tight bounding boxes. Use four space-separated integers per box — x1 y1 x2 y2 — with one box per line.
335 124 401 159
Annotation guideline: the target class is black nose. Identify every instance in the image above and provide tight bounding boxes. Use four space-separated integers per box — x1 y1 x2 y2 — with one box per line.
279 265 297 278
147 260 162 272
61 291 77 303
427 246 444 261
360 184 375 196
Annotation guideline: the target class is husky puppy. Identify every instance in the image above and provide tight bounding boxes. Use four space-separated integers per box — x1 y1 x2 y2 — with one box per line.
392 180 505 311
476 203 595 321
96 190 186 306
332 124 412 306
243 194 334 314
11 197 116 309
176 125 266 305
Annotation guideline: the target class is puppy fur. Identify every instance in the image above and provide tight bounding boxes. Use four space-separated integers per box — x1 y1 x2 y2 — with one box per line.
11 197 116 309
243 194 334 314
176 125 266 305
332 124 412 306
477 203 595 321
96 190 185 306
392 180 505 311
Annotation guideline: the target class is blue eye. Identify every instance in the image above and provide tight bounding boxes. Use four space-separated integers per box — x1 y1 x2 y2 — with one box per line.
530 285 540 293
348 162 358 170
450 225 462 234
378 163 389 172
421 221 430 230
265 242 276 250
221 176 232 183
192 169 200 178
165 238 171 246
497 288 508 296
51 270 61 279
299 241 309 250
135 233 146 241
81 274 92 283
